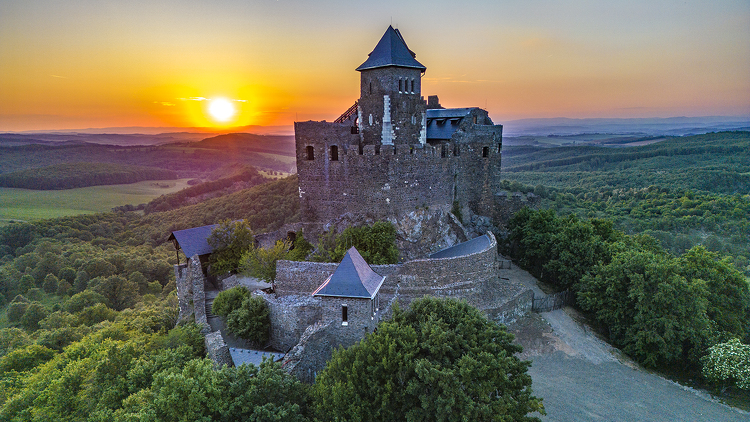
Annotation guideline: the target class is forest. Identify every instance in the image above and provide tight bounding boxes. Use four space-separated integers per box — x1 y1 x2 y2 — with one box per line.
0 130 748 419
0 163 177 190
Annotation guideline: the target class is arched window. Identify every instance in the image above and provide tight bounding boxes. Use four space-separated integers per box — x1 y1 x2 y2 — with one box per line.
306 145 314 160
330 145 338 161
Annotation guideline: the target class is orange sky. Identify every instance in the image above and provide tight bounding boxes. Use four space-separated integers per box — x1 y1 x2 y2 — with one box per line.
1 0 748 132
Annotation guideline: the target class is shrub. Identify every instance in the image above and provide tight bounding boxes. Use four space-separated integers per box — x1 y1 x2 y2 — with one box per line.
702 338 750 390
20 302 49 331
0 344 55 374
207 220 255 276
211 286 249 318
65 290 109 313
226 296 270 346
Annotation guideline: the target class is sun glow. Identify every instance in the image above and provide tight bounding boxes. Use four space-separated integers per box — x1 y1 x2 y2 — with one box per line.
208 98 236 122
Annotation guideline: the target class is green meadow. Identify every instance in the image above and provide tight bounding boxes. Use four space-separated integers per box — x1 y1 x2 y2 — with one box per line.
0 179 192 224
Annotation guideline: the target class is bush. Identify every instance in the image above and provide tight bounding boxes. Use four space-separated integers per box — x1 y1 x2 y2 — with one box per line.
76 303 117 326
211 286 249 318
226 296 270 346
702 338 750 390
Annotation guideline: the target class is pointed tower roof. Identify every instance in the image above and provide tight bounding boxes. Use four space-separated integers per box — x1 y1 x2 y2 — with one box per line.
356 26 426 72
312 247 386 299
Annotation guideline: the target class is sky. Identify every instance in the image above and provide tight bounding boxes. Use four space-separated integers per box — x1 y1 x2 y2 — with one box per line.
1 0 749 132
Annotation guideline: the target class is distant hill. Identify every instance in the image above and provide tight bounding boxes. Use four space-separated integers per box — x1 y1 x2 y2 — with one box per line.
188 133 295 156
501 131 750 194
142 164 268 214
503 116 750 137
0 162 177 190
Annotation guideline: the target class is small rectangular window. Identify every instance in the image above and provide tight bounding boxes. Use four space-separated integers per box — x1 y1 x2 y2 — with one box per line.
306 145 314 161
482 146 489 158
411 79 415 93
398 79 403 93
497 143 501 153
375 145 380 155
330 145 338 161
342 305 348 325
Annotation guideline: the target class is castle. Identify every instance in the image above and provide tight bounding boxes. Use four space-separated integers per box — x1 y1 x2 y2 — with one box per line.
173 26 537 380
295 25 504 225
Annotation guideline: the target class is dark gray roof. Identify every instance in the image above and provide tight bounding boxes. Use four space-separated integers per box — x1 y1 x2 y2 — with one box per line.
429 234 492 259
229 348 281 367
168 224 218 258
426 108 474 140
356 26 426 72
312 247 385 299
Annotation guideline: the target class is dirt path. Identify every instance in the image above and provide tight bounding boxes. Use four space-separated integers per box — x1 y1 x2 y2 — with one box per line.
504 266 749 422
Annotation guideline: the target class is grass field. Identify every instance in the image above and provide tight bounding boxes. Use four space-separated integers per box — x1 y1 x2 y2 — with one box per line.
0 179 192 224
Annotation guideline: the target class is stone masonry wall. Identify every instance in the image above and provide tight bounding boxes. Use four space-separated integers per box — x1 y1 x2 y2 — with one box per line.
174 263 191 324
296 120 503 225
262 292 323 352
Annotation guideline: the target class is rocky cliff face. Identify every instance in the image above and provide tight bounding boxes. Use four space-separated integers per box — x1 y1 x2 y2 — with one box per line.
388 206 469 260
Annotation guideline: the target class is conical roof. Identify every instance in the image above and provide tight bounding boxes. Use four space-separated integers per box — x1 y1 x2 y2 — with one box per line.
312 247 386 299
356 26 426 72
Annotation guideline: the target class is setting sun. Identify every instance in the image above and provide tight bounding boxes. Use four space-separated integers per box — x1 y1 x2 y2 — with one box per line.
208 98 235 123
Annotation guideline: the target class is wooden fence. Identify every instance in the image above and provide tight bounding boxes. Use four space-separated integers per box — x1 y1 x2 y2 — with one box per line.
532 290 573 312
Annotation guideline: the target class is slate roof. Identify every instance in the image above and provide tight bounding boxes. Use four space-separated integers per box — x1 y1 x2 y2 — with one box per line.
356 26 426 72
429 234 492 259
168 224 218 258
312 247 386 299
229 348 282 367
426 108 474 140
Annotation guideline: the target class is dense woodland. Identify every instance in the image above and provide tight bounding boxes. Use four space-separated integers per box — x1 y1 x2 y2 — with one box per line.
0 163 177 190
0 130 748 419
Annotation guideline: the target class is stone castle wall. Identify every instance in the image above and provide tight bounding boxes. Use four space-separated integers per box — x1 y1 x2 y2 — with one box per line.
296 120 502 224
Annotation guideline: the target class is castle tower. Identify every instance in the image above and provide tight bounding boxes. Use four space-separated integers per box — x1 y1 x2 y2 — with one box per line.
356 26 427 146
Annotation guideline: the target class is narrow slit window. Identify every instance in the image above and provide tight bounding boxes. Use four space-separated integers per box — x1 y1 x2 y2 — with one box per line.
454 144 459 156
411 79 415 93
393 146 397 155
375 145 380 155
358 144 364 155
342 305 348 324
369 82 372 94
398 79 403 93
306 146 314 161
497 143 501 153
330 145 338 161
482 146 489 158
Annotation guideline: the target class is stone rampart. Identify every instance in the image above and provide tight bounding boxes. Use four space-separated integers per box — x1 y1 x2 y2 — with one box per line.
296 119 502 224
205 331 234 368
492 191 541 228
174 263 191 324
262 292 323 352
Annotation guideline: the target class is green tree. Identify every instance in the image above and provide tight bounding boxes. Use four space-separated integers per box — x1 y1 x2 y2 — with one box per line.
115 358 308 422
20 302 49 331
577 250 710 368
330 221 399 264
702 338 750 390
312 297 543 422
0 344 55 374
207 219 255 276
74 269 91 293
240 240 291 283
95 275 139 311
42 273 59 294
211 286 249 318
226 296 270 346
66 289 110 313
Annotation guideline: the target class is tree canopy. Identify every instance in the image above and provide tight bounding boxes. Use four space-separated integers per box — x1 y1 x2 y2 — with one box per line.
312 297 543 422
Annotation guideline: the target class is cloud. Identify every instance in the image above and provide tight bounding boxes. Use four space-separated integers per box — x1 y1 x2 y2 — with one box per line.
154 101 176 107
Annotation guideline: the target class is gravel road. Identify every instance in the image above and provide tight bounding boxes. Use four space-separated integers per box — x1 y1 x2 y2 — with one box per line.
504 266 749 422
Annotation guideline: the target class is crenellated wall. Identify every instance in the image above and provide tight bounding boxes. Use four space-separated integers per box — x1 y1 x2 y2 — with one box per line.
296 119 502 224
